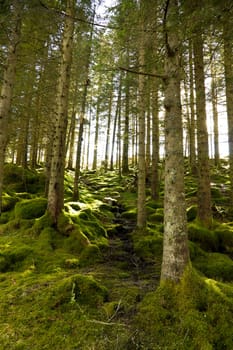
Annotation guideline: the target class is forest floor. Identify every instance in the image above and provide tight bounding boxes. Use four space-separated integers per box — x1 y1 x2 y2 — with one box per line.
0 163 233 349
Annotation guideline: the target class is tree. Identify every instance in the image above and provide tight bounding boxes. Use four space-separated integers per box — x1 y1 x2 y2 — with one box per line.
47 0 75 224
161 0 190 282
193 33 212 226
0 0 22 214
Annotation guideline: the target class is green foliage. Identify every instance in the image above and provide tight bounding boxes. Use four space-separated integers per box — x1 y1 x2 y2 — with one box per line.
14 198 47 220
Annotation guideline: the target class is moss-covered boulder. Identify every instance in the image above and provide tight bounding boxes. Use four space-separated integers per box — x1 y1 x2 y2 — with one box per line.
48 274 108 308
15 198 47 220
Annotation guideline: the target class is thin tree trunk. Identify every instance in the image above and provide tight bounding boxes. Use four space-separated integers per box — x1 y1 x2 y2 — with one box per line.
105 78 114 171
151 83 160 200
122 66 130 174
47 0 75 224
193 34 212 226
137 2 147 228
211 71 219 166
223 22 233 204
0 0 22 213
92 96 100 170
110 78 121 171
161 0 189 283
188 41 196 173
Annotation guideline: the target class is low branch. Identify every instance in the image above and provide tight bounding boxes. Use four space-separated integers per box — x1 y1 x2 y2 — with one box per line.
118 66 166 79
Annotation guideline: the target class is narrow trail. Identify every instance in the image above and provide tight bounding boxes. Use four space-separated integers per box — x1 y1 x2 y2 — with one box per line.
93 202 161 326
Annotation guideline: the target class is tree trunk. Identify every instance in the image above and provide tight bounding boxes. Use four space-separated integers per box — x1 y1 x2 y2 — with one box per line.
188 41 196 173
47 0 75 224
193 34 212 226
122 65 130 174
137 12 146 228
161 0 189 283
211 70 220 166
151 83 160 200
0 0 22 214
223 21 233 204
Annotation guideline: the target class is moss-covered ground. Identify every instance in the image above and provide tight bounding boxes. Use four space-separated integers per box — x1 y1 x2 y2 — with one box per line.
0 163 233 349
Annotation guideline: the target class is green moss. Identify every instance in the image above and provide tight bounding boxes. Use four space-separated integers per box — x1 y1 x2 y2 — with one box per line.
148 208 164 223
0 242 34 272
187 204 198 221
48 274 108 308
1 194 18 212
134 267 233 349
214 223 233 253
79 244 102 267
193 252 233 281
188 221 219 251
133 230 163 262
15 198 47 220
64 228 90 254
121 209 137 221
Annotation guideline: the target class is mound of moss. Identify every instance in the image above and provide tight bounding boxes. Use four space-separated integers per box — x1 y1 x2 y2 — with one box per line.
193 252 233 281
188 221 219 251
3 163 45 194
134 267 233 349
14 198 47 220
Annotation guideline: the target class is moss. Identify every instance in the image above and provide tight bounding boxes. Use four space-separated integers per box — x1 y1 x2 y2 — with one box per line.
193 252 233 281
148 208 164 223
64 227 90 254
120 209 137 221
14 198 47 220
48 274 108 308
188 221 219 251
1 194 18 212
0 243 34 272
214 223 233 253
79 244 102 267
133 230 163 262
187 204 198 221
134 267 233 349
57 211 74 236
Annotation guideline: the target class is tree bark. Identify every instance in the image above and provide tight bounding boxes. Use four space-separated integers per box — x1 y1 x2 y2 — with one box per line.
193 34 212 226
47 0 75 224
223 21 233 204
0 0 22 214
161 0 189 283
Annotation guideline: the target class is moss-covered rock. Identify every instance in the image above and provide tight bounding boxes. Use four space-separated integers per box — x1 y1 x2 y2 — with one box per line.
48 274 108 308
15 198 47 220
